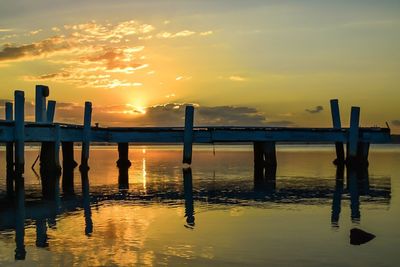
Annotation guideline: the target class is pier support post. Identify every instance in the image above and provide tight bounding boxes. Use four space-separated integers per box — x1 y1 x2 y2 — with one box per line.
80 102 92 169
14 91 25 177
5 102 14 197
356 142 370 167
253 142 264 167
46 100 56 123
347 107 360 166
330 99 345 165
62 142 77 194
117 143 131 168
14 90 26 260
35 85 49 123
182 105 194 164
117 143 131 189
263 141 277 166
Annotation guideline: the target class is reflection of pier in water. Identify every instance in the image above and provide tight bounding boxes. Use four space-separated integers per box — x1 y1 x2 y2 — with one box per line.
0 162 392 259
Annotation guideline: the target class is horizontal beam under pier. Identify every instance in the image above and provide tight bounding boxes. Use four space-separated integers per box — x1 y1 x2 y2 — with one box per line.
0 124 391 144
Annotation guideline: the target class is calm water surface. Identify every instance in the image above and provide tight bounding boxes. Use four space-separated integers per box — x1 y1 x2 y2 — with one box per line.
0 145 399 266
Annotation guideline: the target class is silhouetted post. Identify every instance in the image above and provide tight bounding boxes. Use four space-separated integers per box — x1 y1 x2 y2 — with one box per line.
253 142 264 167
14 91 25 177
356 142 370 167
35 85 49 123
46 100 56 123
347 107 360 165
331 165 344 228
62 142 77 195
117 143 131 168
182 105 194 164
14 90 26 260
183 168 195 228
263 141 277 166
117 143 130 189
40 125 61 199
330 99 345 165
80 102 92 169
5 102 14 198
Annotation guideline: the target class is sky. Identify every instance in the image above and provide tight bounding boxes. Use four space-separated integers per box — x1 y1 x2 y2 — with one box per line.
0 0 399 132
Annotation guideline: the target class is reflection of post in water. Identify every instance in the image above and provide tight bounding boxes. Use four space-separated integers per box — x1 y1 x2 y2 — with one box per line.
331 165 344 228
80 167 93 236
117 143 131 190
14 173 26 260
183 168 195 229
347 167 361 224
347 165 370 224
35 218 48 247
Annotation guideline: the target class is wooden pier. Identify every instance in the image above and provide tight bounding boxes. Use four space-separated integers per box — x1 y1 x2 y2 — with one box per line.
0 85 392 197
0 85 392 260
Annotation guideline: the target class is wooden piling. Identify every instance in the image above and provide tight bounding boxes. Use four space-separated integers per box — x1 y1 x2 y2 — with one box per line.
46 100 56 123
263 141 277 166
14 91 26 260
357 142 370 166
253 142 264 167
54 125 61 172
347 107 360 165
117 143 131 168
5 102 14 197
35 85 49 123
116 143 130 189
80 102 92 169
14 91 25 176
330 99 345 164
182 105 194 164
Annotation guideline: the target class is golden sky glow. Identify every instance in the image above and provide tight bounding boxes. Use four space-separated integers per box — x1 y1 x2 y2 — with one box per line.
0 1 399 132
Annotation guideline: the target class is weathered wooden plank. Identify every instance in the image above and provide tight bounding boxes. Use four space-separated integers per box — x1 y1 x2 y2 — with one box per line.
183 106 194 164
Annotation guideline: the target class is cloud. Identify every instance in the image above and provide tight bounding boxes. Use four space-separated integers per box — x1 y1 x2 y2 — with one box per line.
229 75 246 82
2 19 213 89
0 99 295 128
199 31 213 36
30 29 42 35
305 105 323 114
26 102 269 127
156 30 195 39
391 120 400 126
0 36 73 62
0 28 13 32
